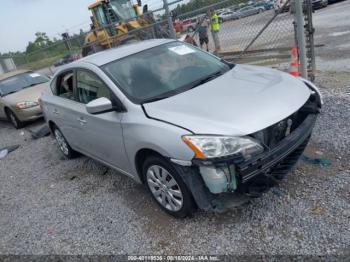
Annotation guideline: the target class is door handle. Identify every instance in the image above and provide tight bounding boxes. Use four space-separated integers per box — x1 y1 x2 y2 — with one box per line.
77 117 87 125
53 109 60 115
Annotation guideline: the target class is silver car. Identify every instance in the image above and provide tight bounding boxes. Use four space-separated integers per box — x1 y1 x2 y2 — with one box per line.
237 5 265 18
218 11 240 23
41 39 322 217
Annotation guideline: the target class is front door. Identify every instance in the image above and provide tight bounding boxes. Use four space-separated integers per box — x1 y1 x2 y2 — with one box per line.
73 69 130 172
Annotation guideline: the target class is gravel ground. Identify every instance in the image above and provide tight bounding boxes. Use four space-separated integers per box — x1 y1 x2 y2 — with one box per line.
0 71 349 255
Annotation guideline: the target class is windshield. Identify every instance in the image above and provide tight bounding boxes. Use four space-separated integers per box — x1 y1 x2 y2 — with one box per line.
0 72 49 96
102 42 231 103
109 0 137 20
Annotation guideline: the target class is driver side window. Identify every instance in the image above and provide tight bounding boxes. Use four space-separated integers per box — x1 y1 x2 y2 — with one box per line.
55 71 75 100
76 70 111 104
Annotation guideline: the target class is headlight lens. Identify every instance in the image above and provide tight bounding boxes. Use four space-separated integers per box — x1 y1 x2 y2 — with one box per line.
16 101 39 109
182 135 264 159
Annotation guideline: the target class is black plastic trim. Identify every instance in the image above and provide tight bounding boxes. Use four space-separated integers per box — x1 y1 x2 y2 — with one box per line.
192 114 317 182
237 114 317 182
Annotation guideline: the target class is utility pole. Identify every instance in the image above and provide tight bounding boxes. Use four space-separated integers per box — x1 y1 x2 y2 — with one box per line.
294 0 308 79
163 0 176 39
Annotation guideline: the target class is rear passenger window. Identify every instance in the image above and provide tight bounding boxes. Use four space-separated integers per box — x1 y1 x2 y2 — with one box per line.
76 70 111 104
56 71 75 100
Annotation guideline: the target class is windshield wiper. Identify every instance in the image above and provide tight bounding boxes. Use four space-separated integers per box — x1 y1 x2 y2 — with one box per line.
142 70 226 104
24 82 46 89
187 70 224 90
142 95 171 104
3 91 18 96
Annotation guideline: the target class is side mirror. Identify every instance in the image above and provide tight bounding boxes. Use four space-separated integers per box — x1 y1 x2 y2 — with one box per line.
86 97 113 114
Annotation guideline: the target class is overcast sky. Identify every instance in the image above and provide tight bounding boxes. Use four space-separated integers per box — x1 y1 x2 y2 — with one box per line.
0 0 167 53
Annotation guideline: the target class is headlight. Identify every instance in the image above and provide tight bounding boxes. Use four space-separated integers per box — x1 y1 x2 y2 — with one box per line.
16 101 39 109
182 135 264 159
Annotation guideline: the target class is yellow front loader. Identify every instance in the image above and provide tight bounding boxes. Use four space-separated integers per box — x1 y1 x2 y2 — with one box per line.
82 0 152 56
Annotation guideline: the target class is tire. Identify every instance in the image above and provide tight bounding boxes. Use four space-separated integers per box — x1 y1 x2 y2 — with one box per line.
6 109 24 129
143 156 195 218
52 126 77 159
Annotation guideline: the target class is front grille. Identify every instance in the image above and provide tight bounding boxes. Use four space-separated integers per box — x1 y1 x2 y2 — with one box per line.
269 135 309 179
237 114 317 183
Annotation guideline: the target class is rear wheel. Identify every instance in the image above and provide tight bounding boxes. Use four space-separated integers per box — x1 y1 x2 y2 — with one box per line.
53 126 77 159
6 109 23 129
143 156 195 218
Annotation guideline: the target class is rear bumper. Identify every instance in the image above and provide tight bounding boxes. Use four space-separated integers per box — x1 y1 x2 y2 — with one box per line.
312 0 326 8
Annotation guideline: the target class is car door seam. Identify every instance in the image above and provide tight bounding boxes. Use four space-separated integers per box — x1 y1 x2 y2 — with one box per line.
141 105 194 134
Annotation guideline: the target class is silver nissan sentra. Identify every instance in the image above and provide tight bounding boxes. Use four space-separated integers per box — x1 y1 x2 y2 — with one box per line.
41 39 322 217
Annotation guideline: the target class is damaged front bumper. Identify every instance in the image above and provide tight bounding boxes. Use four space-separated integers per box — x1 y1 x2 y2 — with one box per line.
175 113 318 212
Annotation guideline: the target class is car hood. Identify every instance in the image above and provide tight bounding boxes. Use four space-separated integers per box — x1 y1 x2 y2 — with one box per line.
143 64 311 136
2 82 48 105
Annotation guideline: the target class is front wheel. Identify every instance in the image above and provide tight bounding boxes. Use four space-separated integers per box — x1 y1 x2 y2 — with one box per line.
143 156 195 218
6 109 23 129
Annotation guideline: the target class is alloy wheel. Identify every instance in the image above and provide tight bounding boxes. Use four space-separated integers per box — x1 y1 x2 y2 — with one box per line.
54 129 69 156
146 165 183 212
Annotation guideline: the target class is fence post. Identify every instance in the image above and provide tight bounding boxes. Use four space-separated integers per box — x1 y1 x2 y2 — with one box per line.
304 0 316 81
163 0 176 39
294 0 308 78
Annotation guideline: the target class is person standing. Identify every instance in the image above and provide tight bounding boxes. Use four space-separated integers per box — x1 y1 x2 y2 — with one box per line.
208 9 221 54
197 21 209 52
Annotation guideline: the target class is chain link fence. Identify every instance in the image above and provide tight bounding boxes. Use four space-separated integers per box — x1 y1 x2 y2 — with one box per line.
0 0 314 79
177 0 297 68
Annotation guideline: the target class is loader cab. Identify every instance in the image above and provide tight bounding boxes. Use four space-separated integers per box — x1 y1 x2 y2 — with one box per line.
90 0 138 30
108 0 138 20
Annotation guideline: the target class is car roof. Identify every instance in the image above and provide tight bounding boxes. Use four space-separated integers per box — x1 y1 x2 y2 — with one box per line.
74 39 175 67
0 69 32 81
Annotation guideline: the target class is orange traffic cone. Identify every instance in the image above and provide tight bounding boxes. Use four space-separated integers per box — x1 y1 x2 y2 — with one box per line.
288 47 299 77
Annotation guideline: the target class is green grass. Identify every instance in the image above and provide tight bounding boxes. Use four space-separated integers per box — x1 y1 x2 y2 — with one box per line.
18 48 82 71
18 55 63 70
